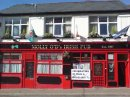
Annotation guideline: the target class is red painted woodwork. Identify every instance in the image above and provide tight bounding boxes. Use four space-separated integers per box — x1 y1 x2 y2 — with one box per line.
23 53 36 88
0 73 22 88
0 42 130 88
93 62 106 87
36 75 63 88
63 75 71 89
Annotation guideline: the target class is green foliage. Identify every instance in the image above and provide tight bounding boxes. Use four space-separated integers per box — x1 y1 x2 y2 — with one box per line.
3 27 12 39
44 33 54 38
21 28 26 39
64 32 72 38
111 26 117 35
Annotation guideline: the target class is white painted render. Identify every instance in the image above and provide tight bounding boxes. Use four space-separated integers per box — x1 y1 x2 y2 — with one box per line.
29 17 44 37
0 17 4 38
1 14 130 42
118 15 130 36
72 16 89 38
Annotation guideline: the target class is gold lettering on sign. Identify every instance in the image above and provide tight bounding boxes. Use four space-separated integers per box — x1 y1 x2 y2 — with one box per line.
31 44 92 49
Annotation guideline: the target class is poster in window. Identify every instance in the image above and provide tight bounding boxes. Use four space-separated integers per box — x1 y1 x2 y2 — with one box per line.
71 69 90 80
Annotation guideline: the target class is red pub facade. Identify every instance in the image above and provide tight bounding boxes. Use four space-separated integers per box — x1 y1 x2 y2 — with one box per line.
0 1 130 88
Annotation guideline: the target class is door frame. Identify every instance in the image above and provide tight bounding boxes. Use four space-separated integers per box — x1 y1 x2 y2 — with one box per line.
22 52 36 88
92 61 106 87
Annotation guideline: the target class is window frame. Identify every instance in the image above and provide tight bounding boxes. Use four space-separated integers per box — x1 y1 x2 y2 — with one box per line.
45 17 72 37
4 17 29 38
89 16 117 37
37 53 63 74
0 53 22 73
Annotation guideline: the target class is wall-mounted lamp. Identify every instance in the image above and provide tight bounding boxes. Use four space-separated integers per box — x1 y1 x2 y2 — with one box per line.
103 37 107 42
13 38 19 42
56 38 61 42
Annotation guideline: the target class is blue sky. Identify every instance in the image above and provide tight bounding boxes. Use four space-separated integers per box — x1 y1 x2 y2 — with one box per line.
0 0 130 10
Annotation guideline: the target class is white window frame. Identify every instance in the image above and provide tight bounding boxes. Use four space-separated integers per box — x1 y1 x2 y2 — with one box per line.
89 16 117 37
45 17 72 37
5 18 29 38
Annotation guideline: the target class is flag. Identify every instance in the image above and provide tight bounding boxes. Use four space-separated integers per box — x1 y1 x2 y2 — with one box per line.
112 25 130 39
26 24 35 42
28 29 34 42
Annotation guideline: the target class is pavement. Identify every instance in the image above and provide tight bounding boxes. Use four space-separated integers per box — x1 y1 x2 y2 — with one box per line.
0 87 130 96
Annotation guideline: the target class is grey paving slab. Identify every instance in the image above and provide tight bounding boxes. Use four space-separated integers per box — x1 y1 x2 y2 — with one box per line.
0 88 130 96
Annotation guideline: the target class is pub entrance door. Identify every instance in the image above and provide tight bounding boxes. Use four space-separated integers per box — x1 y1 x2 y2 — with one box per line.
23 53 36 88
92 61 106 87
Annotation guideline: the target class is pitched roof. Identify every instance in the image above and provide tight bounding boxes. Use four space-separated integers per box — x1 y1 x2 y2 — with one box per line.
126 5 130 9
0 1 128 15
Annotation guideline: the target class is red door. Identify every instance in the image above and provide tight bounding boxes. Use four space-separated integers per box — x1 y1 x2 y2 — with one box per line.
93 62 106 87
23 53 35 88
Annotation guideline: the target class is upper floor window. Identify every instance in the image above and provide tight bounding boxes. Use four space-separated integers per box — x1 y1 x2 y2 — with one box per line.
89 16 117 37
4 18 29 38
45 17 72 37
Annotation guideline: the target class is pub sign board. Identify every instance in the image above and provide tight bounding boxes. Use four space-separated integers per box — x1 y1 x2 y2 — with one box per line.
0 42 129 50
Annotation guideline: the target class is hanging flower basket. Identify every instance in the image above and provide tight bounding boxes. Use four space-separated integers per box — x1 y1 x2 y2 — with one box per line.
63 51 69 57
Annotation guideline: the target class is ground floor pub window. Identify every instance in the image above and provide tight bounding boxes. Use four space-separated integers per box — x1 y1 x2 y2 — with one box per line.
37 63 62 74
37 53 63 74
0 53 22 73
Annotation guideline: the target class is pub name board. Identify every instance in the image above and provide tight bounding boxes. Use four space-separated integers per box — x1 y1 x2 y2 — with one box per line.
0 42 129 49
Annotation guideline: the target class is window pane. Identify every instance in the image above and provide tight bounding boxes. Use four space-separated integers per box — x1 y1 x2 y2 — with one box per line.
46 25 53 33
37 64 49 74
54 17 62 23
63 24 71 33
46 17 53 23
57 53 62 60
21 18 28 24
93 54 105 60
100 24 107 35
37 53 50 60
5 26 11 37
10 64 21 73
94 63 103 76
13 19 20 24
50 65 62 74
51 53 57 60
5 19 12 24
109 16 117 22
108 62 114 80
21 25 27 38
13 26 19 36
11 53 21 60
89 24 98 36
63 17 71 23
3 64 9 73
108 53 114 60
109 24 117 35
0 64 3 72
3 53 10 60
73 63 90 70
37 64 42 73
10 64 17 73
81 52 91 62
99 17 107 22
90 16 98 22
54 25 61 35
118 54 128 61
17 64 22 73
50 53 62 60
